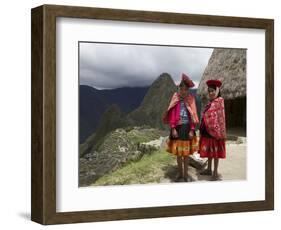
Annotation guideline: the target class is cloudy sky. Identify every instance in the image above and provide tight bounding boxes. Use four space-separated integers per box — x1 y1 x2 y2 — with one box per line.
79 42 213 89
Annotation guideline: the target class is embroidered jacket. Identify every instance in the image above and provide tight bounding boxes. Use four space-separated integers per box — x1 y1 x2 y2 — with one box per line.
162 92 199 130
201 97 226 139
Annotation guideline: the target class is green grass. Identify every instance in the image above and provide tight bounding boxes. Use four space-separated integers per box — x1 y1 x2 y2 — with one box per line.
92 149 176 186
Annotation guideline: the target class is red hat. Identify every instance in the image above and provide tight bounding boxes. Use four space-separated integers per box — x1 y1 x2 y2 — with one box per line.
180 73 195 88
206 79 222 88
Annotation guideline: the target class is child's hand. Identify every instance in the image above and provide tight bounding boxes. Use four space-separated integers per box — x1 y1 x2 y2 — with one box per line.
172 128 178 138
189 130 194 139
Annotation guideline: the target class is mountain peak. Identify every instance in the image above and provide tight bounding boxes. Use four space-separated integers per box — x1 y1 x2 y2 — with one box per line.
126 72 177 129
154 72 175 85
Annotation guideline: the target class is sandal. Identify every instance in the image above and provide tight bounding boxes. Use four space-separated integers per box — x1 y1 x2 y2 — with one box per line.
175 173 183 182
183 176 193 182
211 173 222 181
200 169 212 176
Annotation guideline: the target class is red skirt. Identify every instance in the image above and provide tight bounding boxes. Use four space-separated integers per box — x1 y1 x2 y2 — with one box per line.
199 136 226 159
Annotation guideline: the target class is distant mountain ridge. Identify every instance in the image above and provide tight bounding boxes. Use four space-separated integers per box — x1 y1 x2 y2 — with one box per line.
79 85 149 143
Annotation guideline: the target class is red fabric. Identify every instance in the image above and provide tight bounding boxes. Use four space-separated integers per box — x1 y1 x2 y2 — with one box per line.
199 136 226 158
181 73 195 88
166 102 195 129
167 102 180 128
206 79 222 88
202 97 226 140
162 92 199 130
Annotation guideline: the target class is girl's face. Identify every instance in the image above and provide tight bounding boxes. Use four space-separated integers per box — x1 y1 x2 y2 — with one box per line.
208 87 217 100
179 84 189 97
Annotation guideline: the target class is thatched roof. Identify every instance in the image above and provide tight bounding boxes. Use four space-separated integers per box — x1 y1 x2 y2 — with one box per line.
197 48 246 100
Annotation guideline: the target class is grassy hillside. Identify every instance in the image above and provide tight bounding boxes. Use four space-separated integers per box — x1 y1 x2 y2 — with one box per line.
92 149 177 186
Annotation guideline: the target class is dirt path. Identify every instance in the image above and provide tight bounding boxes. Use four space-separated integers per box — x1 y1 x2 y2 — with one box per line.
160 140 246 183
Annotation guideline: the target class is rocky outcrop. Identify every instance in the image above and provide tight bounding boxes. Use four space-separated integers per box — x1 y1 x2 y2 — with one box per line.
79 127 166 186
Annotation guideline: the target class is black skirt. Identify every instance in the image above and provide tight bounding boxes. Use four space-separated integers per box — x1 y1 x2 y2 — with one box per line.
169 123 192 141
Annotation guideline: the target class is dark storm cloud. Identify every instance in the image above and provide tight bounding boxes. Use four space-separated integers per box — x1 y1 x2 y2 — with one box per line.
79 42 213 89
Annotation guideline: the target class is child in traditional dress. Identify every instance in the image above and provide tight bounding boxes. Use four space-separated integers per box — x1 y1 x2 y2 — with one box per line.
199 79 226 181
162 73 199 182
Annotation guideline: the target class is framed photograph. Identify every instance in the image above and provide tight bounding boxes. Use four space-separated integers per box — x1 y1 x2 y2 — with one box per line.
31 4 274 225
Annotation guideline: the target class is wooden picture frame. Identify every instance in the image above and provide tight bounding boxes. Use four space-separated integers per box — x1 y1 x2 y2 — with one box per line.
31 4 274 225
